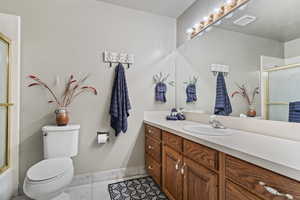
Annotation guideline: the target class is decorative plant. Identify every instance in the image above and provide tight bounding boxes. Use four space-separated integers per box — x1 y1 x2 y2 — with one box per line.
231 83 259 106
153 72 175 86
28 74 98 107
183 76 199 85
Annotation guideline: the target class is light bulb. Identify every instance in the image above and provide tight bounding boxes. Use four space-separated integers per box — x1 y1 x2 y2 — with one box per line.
186 28 194 34
214 8 221 14
203 16 209 21
226 0 233 5
193 23 200 29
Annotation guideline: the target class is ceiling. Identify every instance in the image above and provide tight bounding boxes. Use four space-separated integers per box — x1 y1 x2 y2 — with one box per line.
97 0 196 18
219 0 300 42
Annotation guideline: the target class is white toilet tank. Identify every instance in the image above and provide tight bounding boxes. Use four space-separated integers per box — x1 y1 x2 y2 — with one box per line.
42 125 80 159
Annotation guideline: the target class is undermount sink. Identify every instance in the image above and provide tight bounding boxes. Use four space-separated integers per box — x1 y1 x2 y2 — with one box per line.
183 124 235 136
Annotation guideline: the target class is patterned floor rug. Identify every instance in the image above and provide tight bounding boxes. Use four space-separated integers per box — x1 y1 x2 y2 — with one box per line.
108 176 168 200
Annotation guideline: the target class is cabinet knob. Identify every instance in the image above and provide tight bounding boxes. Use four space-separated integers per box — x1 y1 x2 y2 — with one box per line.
148 129 152 133
148 145 153 150
181 163 186 175
259 181 293 199
148 165 153 170
175 160 181 170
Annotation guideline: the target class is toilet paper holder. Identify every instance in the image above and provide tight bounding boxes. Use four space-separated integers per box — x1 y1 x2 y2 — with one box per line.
97 131 110 142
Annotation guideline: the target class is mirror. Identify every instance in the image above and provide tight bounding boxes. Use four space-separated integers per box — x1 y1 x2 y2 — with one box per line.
0 32 10 173
175 0 300 123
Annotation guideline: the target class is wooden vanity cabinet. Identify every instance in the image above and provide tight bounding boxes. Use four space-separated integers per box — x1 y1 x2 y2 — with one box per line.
162 145 183 200
183 157 218 200
145 124 162 185
162 131 219 200
144 123 300 200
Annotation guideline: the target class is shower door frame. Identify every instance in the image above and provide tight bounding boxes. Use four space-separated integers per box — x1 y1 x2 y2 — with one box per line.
0 32 13 174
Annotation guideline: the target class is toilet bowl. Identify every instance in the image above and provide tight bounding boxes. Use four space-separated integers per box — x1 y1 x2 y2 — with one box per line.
23 157 74 200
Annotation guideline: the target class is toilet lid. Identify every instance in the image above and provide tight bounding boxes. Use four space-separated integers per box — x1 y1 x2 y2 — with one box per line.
27 157 73 182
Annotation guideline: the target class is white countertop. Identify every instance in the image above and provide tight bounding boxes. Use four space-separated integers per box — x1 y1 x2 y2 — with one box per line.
144 112 300 181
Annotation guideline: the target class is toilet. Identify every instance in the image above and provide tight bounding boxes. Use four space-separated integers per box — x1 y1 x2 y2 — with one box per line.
23 125 80 200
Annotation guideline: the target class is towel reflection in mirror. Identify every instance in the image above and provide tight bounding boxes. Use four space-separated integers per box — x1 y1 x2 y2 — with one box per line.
184 76 198 103
153 72 175 103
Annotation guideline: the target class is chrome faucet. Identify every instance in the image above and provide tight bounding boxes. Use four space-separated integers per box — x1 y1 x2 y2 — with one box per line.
209 115 226 129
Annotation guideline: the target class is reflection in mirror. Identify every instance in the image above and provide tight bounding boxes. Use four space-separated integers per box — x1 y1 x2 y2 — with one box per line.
0 33 10 173
176 0 300 123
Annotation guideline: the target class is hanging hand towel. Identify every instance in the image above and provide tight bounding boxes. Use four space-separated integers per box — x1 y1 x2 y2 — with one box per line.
155 82 167 102
186 84 197 103
289 102 300 123
109 63 131 136
214 73 232 116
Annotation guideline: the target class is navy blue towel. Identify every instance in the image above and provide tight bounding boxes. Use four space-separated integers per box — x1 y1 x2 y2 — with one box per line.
155 82 167 102
289 102 300 123
214 73 232 116
109 63 131 136
186 84 197 103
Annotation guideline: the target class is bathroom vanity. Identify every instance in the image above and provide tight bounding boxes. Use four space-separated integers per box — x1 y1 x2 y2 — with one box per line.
144 121 300 200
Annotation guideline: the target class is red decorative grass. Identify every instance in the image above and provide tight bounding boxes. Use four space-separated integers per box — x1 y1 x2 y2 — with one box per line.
28 74 98 107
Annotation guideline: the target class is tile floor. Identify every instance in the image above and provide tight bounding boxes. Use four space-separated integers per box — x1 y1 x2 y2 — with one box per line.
14 175 147 200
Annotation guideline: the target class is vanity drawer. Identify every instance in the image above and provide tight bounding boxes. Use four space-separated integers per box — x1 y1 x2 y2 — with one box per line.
145 136 162 163
146 154 161 185
226 155 300 200
226 180 262 200
162 131 183 152
145 124 161 141
183 139 218 170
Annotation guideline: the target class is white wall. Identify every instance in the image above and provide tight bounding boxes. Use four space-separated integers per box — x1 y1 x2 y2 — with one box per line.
284 38 300 58
175 27 283 116
0 0 176 189
0 13 21 200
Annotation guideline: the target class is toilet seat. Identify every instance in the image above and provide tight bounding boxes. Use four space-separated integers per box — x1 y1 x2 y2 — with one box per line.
26 157 73 183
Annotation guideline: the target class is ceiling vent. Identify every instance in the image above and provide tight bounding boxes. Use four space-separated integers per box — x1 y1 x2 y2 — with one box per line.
233 15 256 26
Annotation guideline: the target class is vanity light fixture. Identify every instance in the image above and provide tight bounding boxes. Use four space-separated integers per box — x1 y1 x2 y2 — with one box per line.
186 0 250 39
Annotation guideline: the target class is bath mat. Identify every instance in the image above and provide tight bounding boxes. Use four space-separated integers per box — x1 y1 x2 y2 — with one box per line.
108 176 168 200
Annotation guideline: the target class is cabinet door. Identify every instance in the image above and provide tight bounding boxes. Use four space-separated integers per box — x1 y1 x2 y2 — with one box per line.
183 157 218 200
162 145 183 200
226 180 262 200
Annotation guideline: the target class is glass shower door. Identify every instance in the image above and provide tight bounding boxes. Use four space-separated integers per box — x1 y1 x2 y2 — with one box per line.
0 33 11 173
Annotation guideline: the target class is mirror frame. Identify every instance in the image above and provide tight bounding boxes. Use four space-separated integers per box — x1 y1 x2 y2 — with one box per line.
0 32 12 174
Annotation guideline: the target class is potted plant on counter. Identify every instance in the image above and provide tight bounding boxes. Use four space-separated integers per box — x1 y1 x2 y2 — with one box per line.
231 83 259 117
28 74 98 126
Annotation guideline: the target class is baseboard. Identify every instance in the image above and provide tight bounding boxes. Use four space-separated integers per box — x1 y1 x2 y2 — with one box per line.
69 166 146 187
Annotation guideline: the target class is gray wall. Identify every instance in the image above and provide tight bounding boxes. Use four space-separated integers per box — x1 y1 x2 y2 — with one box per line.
175 27 284 116
0 0 176 186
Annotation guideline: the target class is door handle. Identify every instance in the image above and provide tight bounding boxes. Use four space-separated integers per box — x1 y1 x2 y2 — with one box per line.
175 160 181 170
0 103 14 106
181 163 186 175
259 181 293 199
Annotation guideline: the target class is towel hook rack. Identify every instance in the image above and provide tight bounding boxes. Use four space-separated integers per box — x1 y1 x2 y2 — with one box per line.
103 50 134 69
210 64 229 77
